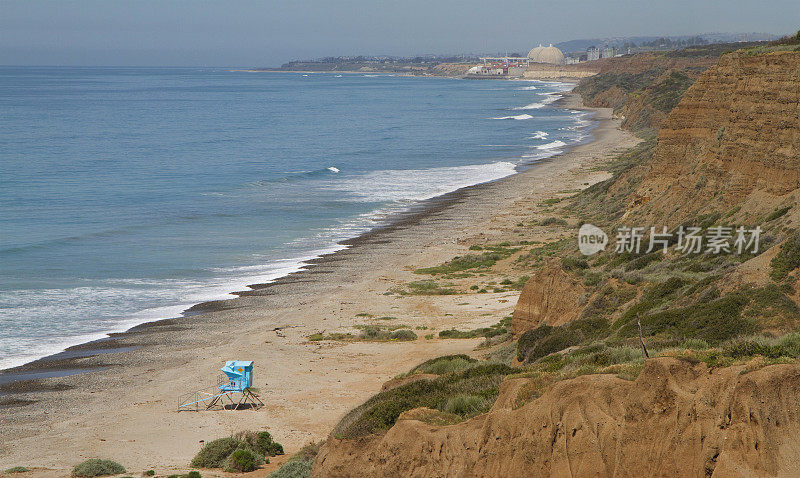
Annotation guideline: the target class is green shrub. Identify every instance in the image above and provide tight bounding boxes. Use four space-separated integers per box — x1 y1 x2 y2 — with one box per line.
266 460 313 478
414 247 518 275
517 319 608 363
358 326 416 341
438 318 508 340
580 285 637 321
583 271 604 286
681 339 710 350
421 357 474 375
254 431 284 457
561 256 589 271
442 394 489 418
625 251 662 271
290 442 322 466
144 471 155 477
224 449 260 473
191 431 280 471
645 276 687 301
410 355 477 375
71 459 126 477
190 437 240 468
723 333 800 359
389 329 417 341
358 325 382 339
771 233 800 281
517 325 553 361
333 362 518 438
766 206 792 222
633 290 756 344
187 472 201 478
540 217 567 227
4 468 30 474
401 280 457 295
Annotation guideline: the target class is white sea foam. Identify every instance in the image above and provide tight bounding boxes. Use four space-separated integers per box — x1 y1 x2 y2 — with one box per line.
529 130 549 140
492 114 533 120
537 140 567 150
512 102 544 110
0 245 349 370
328 166 340 173
517 85 538 90
326 161 517 203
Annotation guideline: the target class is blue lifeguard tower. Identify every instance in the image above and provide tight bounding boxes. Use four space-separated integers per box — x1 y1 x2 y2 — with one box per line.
220 360 253 391
178 360 264 411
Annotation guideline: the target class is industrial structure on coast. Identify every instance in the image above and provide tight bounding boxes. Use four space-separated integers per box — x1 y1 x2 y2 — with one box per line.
465 43 623 79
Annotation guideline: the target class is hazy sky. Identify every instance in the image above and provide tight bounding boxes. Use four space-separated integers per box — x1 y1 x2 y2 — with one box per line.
1 0 797 67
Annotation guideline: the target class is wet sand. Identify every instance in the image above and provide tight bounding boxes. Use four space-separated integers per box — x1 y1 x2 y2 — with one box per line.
0 92 639 474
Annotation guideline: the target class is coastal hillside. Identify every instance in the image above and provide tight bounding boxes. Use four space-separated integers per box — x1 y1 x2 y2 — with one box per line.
308 41 800 478
621 50 800 225
575 42 764 134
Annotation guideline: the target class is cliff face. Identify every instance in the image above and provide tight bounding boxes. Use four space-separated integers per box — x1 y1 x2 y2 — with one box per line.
512 52 800 339
576 50 722 131
313 51 800 478
511 262 586 336
523 62 600 80
314 358 800 477
624 51 800 224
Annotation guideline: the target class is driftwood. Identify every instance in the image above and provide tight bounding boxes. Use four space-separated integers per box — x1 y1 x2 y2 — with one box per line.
270 325 302 338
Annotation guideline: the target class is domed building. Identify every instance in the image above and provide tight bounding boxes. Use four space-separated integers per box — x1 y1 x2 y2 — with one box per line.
527 44 565 66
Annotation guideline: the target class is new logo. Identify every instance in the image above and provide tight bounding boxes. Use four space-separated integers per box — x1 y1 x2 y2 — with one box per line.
578 223 608 256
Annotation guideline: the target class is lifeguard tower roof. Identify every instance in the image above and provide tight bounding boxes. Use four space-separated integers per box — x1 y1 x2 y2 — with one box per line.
220 360 254 392
223 360 253 370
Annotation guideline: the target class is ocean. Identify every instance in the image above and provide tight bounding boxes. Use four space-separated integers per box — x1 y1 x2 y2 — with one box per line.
0 67 593 370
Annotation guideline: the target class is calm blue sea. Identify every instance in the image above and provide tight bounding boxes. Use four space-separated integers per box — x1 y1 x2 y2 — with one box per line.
0 67 592 369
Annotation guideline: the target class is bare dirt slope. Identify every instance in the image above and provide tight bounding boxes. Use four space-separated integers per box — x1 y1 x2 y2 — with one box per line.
314 358 800 477
619 51 800 225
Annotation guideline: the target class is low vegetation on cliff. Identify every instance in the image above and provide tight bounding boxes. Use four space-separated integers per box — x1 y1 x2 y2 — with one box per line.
332 357 519 438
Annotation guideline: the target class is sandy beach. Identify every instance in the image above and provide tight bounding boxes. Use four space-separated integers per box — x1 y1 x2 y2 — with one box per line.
0 92 638 475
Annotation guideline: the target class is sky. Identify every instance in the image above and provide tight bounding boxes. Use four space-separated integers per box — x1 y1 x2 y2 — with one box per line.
1 0 798 67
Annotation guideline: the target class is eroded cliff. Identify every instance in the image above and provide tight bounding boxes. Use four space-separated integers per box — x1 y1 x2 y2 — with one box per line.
624 51 800 225
314 358 800 477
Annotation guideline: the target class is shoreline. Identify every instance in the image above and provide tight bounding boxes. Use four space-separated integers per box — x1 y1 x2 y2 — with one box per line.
0 83 586 377
0 92 640 472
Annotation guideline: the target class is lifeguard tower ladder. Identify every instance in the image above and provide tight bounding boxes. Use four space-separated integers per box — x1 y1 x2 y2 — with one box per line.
178 360 264 411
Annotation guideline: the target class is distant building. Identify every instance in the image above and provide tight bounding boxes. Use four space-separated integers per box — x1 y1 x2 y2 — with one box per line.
585 45 620 61
466 57 528 78
600 46 618 58
527 44 566 66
